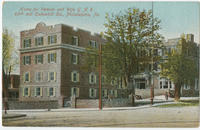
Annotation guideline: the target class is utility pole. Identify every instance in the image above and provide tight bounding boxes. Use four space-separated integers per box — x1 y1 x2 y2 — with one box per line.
150 1 154 105
99 44 102 110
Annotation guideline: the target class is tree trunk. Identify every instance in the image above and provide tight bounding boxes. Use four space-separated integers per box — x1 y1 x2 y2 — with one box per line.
127 77 135 106
174 83 181 101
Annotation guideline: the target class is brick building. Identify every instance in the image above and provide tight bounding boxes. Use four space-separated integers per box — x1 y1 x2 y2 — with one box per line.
19 22 127 107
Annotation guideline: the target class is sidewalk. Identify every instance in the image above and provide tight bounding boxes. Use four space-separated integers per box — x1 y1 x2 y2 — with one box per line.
4 96 199 113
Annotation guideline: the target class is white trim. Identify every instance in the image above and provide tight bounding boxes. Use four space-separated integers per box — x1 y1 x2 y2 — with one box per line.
19 43 85 53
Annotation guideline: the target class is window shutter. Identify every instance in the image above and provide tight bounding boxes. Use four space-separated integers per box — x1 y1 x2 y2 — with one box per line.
77 88 79 97
23 40 25 48
54 72 57 81
47 88 49 97
41 72 43 81
35 56 37 64
89 74 91 84
22 88 25 97
41 55 43 64
89 88 91 98
105 89 107 97
54 35 57 43
94 75 96 84
29 56 31 65
40 87 43 97
54 53 57 63
53 87 56 97
94 89 97 98
34 88 37 97
71 88 74 96
71 54 73 63
23 73 25 82
71 72 73 82
115 90 117 98
22 56 25 65
77 73 80 82
48 36 50 44
47 72 50 81
76 55 79 64
41 37 43 45
29 39 31 47
28 72 30 82
28 88 31 97
35 38 38 46
48 54 50 63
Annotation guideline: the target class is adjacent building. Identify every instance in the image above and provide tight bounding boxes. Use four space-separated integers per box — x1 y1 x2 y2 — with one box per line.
162 34 199 97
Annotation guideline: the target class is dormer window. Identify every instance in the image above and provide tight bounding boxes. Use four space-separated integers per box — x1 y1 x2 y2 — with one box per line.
89 40 97 48
72 36 79 46
35 37 43 46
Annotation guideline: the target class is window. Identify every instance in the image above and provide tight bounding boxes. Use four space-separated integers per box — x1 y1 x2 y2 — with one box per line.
35 54 43 64
71 87 79 97
72 36 79 46
169 81 172 88
89 88 97 98
22 56 31 65
160 81 162 89
71 54 79 64
48 53 57 63
184 84 190 90
35 37 43 46
35 87 42 96
114 90 118 98
48 35 57 44
102 89 108 98
23 39 31 48
71 71 79 82
23 87 30 97
48 87 55 97
24 72 30 82
89 73 96 84
48 72 56 81
89 40 97 48
35 72 43 82
110 90 114 95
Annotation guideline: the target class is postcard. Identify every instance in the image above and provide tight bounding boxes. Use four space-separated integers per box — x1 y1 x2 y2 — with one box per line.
2 0 200 128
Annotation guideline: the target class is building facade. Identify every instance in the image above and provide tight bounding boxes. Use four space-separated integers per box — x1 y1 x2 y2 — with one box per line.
19 22 127 107
162 34 199 97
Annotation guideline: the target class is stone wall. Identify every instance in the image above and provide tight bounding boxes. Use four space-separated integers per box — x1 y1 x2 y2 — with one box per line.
74 98 131 108
75 99 99 108
103 98 131 107
135 89 167 99
8 100 59 109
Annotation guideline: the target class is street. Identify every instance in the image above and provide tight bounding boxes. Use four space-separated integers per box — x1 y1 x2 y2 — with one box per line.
2 106 199 127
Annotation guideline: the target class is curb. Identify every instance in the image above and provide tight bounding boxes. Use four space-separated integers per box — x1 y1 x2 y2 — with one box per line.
3 114 27 119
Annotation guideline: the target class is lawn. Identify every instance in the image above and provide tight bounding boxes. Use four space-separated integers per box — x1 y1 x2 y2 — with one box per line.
157 100 199 107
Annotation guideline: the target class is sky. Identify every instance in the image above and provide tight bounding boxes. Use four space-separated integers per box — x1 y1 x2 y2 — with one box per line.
3 1 199 43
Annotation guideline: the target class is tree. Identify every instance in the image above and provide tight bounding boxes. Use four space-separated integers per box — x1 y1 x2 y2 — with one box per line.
85 8 163 103
2 28 16 113
161 35 198 101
